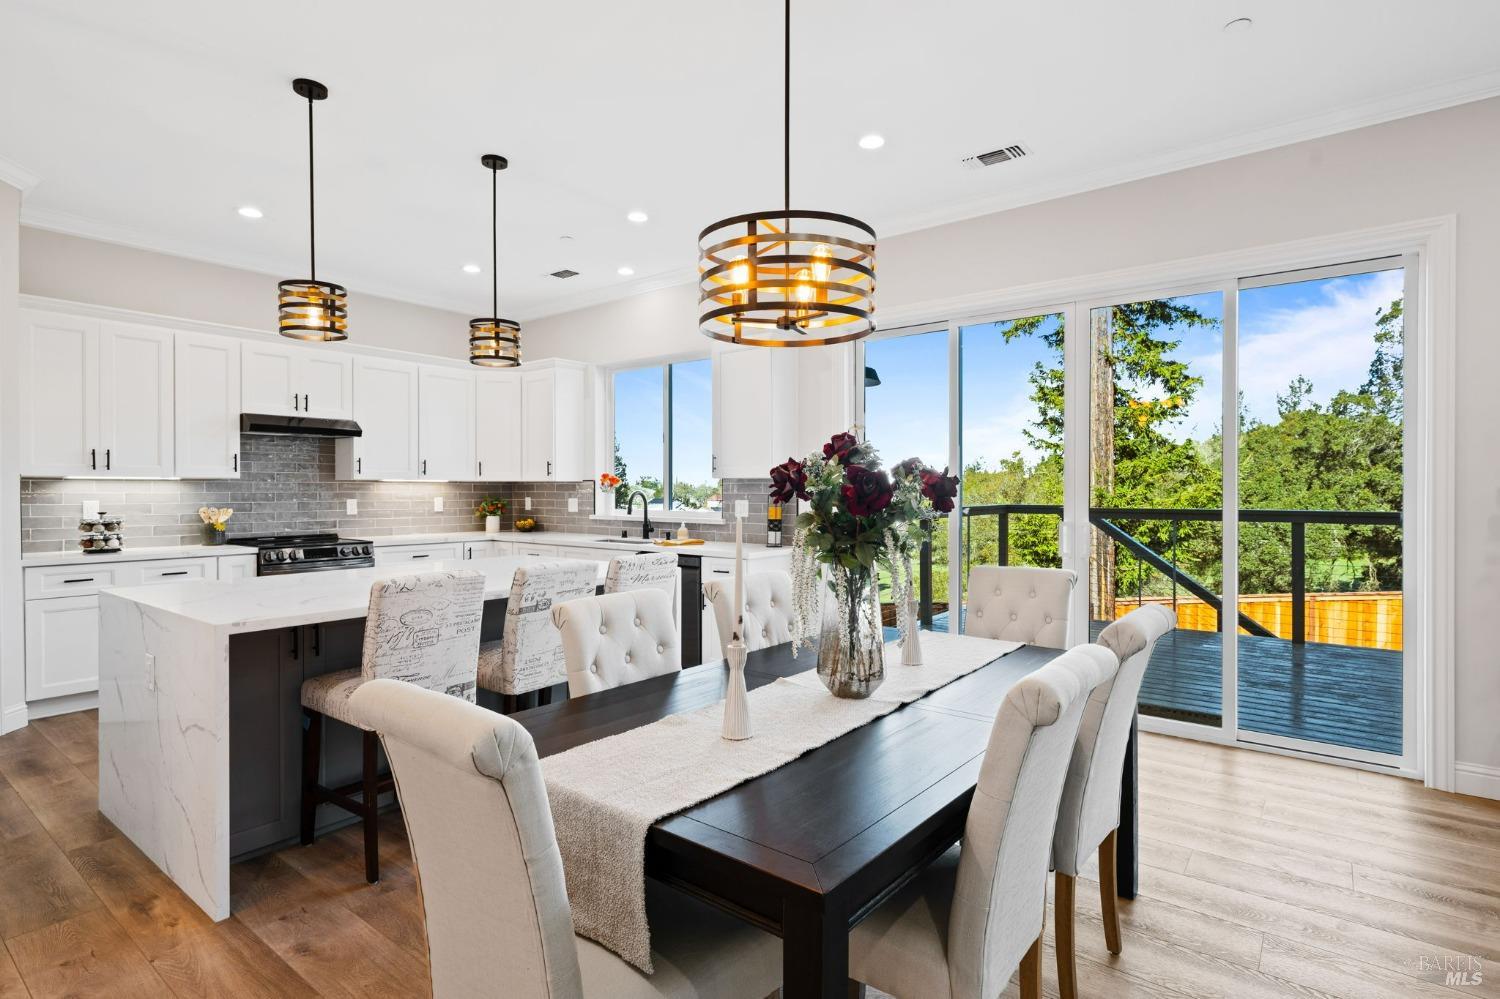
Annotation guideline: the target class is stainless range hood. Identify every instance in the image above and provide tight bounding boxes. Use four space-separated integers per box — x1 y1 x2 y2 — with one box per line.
240 414 362 437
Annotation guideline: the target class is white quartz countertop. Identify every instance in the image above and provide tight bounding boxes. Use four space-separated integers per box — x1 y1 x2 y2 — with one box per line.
21 544 260 568
99 555 609 634
370 529 789 561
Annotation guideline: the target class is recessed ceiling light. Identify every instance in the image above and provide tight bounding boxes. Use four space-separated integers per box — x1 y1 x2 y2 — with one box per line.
461 263 481 274
626 210 649 224
1223 17 1253 32
237 205 263 219
617 266 635 277
857 134 885 150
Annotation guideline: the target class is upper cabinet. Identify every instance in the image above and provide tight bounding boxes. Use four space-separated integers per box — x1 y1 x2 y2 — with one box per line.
520 360 589 481
19 311 174 477
174 332 242 478
336 356 420 480
713 345 797 480
241 340 352 419
418 365 476 480
475 372 523 481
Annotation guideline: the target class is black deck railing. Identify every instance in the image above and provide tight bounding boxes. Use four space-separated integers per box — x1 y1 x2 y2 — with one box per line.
916 504 1401 644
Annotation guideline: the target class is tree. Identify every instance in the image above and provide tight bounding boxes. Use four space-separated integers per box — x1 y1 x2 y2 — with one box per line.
612 437 631 508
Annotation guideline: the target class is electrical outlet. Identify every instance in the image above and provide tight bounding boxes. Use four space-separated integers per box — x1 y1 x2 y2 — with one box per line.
346 498 358 515
525 496 532 511
433 496 444 513
81 499 100 519
144 653 156 692
735 499 750 518
567 496 579 513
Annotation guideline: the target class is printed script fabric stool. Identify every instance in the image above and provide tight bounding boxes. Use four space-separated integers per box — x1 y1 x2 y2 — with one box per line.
298 570 485 883
477 559 598 711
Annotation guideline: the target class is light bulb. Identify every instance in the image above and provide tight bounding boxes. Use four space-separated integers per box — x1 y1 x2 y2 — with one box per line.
730 260 750 287
811 244 832 284
794 268 814 304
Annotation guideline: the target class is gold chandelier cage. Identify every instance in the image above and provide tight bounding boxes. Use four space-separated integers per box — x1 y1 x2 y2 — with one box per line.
698 210 875 347
468 153 522 367
278 279 348 341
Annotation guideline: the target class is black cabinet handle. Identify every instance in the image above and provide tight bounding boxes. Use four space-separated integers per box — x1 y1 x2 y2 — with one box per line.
410 553 430 559
303 393 309 412
233 453 238 472
62 577 95 584
160 570 189 577
546 460 552 476
711 568 731 574
104 449 111 471
422 459 427 475
90 448 96 470
356 457 362 474
312 624 321 657
478 460 482 477
293 393 299 411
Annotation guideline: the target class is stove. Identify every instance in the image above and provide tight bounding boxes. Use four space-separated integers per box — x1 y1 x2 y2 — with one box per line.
228 532 375 575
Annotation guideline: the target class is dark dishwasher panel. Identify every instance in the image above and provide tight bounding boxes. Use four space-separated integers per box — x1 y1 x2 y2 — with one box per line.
677 555 704 667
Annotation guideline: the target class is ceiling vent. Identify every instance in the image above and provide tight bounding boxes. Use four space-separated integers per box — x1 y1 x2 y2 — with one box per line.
961 144 1029 170
549 268 580 279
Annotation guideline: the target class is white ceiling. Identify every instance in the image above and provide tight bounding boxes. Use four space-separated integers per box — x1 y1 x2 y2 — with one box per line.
3 0 1499 321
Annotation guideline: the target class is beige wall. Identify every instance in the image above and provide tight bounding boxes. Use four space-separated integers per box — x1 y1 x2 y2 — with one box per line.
19 227 472 357
525 97 1500 788
0 183 25 732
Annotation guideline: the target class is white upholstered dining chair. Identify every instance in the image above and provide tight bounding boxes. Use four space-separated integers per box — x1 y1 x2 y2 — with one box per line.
346 678 783 999
478 560 598 711
298 570 486 883
552 589 681 698
846 643 1119 999
605 552 678 601
963 565 1077 649
1051 603 1175 999
703 569 794 660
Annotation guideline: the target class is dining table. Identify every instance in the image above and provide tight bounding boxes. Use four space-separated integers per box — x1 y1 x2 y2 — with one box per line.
513 637 1139 999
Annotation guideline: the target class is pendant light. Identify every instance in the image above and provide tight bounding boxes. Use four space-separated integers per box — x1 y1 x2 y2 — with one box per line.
697 0 876 347
278 78 347 341
468 154 522 366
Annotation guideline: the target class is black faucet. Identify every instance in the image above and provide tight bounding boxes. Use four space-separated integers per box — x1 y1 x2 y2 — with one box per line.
627 490 655 539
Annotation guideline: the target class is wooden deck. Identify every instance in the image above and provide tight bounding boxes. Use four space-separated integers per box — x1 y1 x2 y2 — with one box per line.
925 612 1403 756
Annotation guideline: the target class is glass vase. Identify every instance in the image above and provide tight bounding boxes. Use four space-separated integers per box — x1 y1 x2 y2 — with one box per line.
816 567 885 698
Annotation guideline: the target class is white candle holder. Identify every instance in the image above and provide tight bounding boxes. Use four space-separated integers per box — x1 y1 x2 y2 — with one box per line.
901 592 924 667
722 637 753 740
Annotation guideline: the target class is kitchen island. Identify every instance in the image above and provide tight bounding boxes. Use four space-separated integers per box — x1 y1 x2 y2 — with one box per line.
97 554 607 920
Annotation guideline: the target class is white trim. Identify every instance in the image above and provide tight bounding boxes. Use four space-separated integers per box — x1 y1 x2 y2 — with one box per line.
590 511 725 526
0 703 26 736
23 691 98 721
0 156 40 194
1220 281 1240 739
1140 714 1421 780
1454 762 1500 801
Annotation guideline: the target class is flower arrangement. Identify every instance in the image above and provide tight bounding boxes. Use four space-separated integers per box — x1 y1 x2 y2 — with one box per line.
771 430 958 696
198 507 234 530
474 496 508 520
598 472 622 492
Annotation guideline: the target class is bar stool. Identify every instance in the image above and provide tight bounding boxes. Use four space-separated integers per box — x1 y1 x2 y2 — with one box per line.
298 570 485 883
476 560 597 712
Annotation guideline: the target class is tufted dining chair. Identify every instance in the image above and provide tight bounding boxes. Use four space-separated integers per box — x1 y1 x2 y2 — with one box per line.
963 565 1077 649
298 570 486 883
1051 603 1175 999
552 589 681 698
604 552 679 623
347 678 783 999
478 560 598 711
703 569 794 660
846 643 1119 999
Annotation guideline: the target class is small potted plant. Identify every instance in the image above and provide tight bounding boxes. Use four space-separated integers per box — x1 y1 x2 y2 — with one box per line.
475 496 507 534
199 507 234 545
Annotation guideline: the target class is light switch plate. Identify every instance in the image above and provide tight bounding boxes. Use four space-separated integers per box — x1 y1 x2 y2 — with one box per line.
525 496 532 511
567 497 579 513
346 499 358 515
735 499 750 518
81 499 100 519
433 496 444 512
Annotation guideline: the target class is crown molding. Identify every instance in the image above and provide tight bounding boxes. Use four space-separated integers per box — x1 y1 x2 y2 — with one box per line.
0 154 40 193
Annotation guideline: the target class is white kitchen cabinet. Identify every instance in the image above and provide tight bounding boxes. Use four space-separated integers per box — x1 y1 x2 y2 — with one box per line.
514 542 560 559
418 365 476 480
374 542 464 566
474 372 523 481
19 311 175 478
520 360 589 481
336 356 420 480
241 340 352 419
713 346 797 479
218 554 258 580
175 332 243 478
463 540 511 559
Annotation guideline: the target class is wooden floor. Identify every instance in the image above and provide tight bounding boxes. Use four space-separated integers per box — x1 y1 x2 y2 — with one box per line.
0 710 1496 998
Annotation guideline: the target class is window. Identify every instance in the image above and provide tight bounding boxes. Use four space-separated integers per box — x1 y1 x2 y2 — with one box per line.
610 359 720 515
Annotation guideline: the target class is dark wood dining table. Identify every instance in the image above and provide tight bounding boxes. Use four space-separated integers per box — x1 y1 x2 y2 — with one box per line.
513 639 1139 999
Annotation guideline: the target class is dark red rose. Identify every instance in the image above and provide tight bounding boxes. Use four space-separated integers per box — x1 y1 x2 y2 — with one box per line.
842 464 894 518
919 467 959 513
769 457 810 503
822 431 859 464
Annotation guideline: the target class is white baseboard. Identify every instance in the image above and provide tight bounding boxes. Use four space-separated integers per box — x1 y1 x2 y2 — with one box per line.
24 691 98 722
1455 761 1500 801
1 702 26 735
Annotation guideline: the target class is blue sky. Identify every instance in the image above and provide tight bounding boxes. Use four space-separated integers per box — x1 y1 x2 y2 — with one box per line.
613 358 714 498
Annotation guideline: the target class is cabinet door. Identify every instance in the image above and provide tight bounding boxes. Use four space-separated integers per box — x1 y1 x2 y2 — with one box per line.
520 369 556 480
549 364 589 481
374 543 463 566
218 554 258 581
19 310 100 476
297 351 353 419
418 366 476 480
474 373 523 481
350 357 420 479
241 341 298 416
175 332 243 478
25 595 100 700
98 322 175 477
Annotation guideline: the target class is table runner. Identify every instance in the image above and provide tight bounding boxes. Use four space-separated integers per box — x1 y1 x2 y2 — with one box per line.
540 632 1021 972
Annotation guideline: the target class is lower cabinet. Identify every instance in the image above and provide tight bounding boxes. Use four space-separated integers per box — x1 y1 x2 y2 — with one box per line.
373 542 463 566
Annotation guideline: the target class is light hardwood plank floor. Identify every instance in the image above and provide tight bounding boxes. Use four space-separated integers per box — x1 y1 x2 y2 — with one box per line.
0 711 1495 998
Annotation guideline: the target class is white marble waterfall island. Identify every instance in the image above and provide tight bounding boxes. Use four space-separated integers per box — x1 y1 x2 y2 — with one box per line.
97 555 607 920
